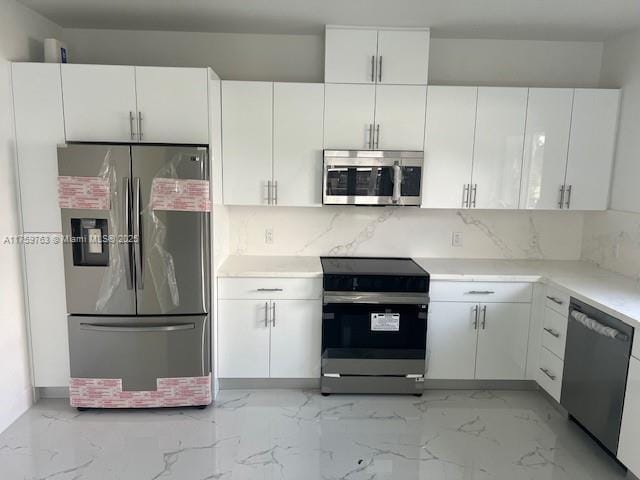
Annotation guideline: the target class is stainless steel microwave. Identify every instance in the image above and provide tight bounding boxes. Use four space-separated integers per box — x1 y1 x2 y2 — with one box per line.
323 150 423 206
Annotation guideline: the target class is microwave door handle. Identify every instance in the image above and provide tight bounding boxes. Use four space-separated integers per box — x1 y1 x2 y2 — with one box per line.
123 177 133 290
392 163 402 203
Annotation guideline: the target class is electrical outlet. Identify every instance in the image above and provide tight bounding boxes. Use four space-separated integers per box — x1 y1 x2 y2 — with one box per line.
265 228 274 244
452 231 463 247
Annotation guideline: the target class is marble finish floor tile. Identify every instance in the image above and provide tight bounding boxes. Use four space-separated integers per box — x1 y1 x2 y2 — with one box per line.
0 389 628 480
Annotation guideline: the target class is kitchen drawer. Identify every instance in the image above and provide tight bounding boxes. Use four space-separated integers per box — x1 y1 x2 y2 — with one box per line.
541 307 568 360
218 277 322 300
544 285 570 316
633 329 640 361
429 281 532 303
537 346 564 402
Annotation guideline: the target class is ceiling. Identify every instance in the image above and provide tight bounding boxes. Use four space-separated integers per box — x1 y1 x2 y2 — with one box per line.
18 0 640 41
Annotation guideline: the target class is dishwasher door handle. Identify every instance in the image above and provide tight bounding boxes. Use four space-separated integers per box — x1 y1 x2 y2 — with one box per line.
570 309 630 342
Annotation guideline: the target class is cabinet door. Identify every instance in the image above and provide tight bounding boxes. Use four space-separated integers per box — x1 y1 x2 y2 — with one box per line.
325 28 378 84
376 30 430 85
619 357 640 477
565 89 620 210
134 67 209 144
273 83 324 206
426 302 478 380
221 81 273 206
61 64 137 142
324 84 376 149
476 303 530 380
520 89 573 209
11 63 65 232
24 240 70 386
218 300 270 378
422 86 476 208
270 300 322 378
471 88 528 209
374 85 426 151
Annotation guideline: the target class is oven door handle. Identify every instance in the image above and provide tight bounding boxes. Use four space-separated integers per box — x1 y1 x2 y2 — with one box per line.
323 291 429 305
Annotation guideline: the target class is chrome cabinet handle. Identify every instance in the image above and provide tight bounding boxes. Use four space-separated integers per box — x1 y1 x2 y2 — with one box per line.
466 291 495 295
378 56 383 82
462 184 470 208
481 305 487 330
540 367 556 381
266 180 272 205
564 185 572 209
471 184 478 208
472 305 479 330
543 327 561 338
133 177 143 290
272 302 276 327
137 112 143 141
367 124 373 149
257 288 283 292
371 55 375 83
129 111 136 140
546 296 563 305
122 177 133 290
558 185 565 209
273 180 278 205
264 302 269 327
375 124 380 149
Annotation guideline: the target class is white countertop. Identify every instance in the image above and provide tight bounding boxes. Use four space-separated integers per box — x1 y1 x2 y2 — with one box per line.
217 255 640 329
217 255 323 278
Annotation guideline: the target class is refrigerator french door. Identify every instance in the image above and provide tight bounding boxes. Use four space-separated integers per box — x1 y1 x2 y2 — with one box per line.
58 143 211 408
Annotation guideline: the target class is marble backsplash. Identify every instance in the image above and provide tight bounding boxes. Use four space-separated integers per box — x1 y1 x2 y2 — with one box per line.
581 210 640 280
225 206 584 260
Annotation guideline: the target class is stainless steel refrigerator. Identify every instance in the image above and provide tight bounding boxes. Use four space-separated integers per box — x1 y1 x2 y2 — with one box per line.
58 144 211 408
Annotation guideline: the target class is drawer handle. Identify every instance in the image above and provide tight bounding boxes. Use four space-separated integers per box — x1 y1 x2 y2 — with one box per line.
539 367 557 381
80 323 194 332
546 296 564 305
466 291 495 295
257 288 283 292
543 327 561 338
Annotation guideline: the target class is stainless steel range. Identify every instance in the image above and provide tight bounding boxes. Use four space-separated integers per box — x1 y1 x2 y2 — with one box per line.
320 257 430 395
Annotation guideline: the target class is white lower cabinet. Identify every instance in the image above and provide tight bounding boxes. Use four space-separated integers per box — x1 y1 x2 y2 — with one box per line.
427 302 479 379
217 278 322 379
427 282 532 380
619 356 640 477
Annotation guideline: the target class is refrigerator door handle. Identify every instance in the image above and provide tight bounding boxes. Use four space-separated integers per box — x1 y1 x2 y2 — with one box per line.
133 177 143 290
123 177 133 290
79 323 195 332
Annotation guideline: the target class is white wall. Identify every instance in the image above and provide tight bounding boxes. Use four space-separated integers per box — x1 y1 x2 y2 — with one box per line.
64 28 604 87
0 0 64 432
580 28 640 279
228 207 584 260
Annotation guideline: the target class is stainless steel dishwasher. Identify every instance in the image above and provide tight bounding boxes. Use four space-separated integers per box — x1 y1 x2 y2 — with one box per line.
561 298 634 455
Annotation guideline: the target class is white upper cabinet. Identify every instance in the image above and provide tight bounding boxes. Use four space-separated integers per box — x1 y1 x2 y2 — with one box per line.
11 63 65 233
324 83 376 149
62 65 210 144
374 85 426 150
471 87 528 209
325 26 430 85
325 28 378 84
62 64 137 142
134 67 209 144
520 88 573 210
376 30 430 85
221 81 273 206
422 86 477 208
273 83 325 207
564 89 620 210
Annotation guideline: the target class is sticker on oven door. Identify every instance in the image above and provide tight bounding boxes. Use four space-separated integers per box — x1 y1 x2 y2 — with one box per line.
371 313 400 331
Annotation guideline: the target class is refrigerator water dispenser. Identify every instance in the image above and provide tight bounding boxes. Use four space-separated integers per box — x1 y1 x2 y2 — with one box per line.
71 218 109 266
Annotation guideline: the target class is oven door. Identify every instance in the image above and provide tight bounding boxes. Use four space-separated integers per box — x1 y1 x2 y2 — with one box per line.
323 152 422 206
321 300 428 376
